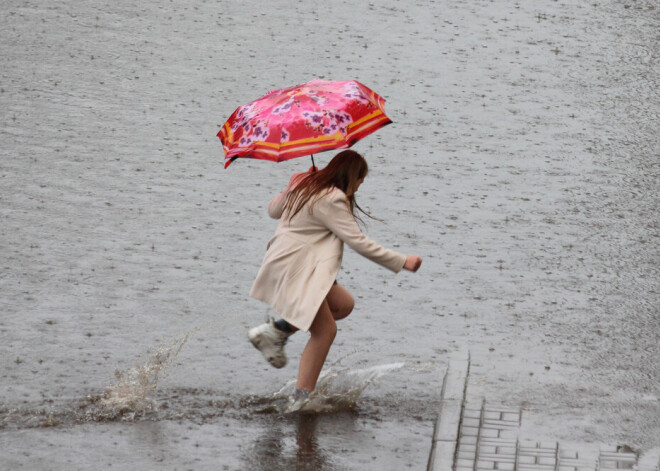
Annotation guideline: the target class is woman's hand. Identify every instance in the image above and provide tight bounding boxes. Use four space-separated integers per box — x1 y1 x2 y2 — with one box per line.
403 255 422 272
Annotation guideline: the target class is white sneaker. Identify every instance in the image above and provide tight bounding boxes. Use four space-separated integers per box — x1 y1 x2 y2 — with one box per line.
248 318 291 369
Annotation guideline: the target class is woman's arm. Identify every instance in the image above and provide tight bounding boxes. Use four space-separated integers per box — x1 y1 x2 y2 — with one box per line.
267 189 287 219
267 171 310 219
318 191 407 272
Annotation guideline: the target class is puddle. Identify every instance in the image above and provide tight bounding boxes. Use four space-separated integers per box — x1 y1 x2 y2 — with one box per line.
1 349 411 431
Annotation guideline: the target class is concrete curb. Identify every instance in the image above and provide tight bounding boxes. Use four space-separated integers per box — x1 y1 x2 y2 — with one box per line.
427 348 470 471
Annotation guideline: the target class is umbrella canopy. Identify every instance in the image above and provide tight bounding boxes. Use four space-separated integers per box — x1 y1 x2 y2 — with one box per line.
218 79 392 168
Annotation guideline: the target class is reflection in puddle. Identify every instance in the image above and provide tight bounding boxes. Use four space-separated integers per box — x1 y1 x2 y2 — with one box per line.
246 414 349 471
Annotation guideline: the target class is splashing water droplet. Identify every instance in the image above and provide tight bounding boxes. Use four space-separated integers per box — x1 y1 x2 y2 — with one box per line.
97 330 197 420
273 363 405 413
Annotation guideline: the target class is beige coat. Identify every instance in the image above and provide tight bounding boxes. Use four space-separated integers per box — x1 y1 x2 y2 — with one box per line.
250 175 406 331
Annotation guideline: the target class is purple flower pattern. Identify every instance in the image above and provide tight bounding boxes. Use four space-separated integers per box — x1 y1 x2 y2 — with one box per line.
341 82 372 105
272 98 297 115
232 102 270 147
300 109 353 136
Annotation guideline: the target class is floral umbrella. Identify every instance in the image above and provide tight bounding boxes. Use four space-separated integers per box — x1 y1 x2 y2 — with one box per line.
217 79 392 168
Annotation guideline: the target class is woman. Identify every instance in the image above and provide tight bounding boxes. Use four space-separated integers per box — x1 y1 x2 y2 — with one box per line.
248 150 422 409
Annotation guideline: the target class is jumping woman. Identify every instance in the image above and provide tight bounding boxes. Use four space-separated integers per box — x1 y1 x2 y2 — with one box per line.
248 150 422 410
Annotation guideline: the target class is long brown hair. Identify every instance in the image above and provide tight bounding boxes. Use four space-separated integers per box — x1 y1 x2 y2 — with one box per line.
284 150 372 222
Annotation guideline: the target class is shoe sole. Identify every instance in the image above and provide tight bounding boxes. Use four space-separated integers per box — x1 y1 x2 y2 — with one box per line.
248 332 287 369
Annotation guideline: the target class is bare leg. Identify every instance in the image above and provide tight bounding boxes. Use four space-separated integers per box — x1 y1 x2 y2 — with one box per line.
278 283 353 337
296 299 337 392
326 283 354 321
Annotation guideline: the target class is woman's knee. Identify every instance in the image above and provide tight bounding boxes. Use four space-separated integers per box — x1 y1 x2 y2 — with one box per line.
327 284 355 320
310 302 338 341
343 294 355 317
335 296 354 320
325 319 338 341
318 315 337 339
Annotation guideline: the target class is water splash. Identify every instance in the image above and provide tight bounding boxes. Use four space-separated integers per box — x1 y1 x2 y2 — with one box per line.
273 362 405 413
0 360 412 429
94 329 197 421
0 330 198 429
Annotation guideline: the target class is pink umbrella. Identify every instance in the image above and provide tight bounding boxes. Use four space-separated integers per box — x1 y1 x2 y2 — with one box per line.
217 79 392 168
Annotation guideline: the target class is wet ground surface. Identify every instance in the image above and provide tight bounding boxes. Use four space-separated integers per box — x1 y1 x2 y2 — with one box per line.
1 0 658 469
1 358 438 470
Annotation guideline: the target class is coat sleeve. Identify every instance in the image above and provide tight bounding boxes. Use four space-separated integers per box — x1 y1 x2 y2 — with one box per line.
318 191 407 273
267 172 308 219
267 190 287 219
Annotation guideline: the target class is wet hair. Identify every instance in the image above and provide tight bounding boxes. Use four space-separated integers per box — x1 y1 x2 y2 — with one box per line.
284 150 373 222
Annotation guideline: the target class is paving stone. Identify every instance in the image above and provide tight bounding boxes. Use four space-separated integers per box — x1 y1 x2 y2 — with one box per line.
478 455 516 466
476 459 496 469
482 421 519 431
481 427 501 439
599 448 638 470
516 465 557 470
560 449 579 459
484 410 502 420
557 460 597 471
520 440 558 451
497 428 519 440
478 449 516 460
463 407 482 419
456 459 475 469
457 443 477 459
501 412 520 423
462 426 480 437
481 444 499 454
517 441 558 470
556 444 599 471
479 437 518 447
556 450 595 470
557 465 597 471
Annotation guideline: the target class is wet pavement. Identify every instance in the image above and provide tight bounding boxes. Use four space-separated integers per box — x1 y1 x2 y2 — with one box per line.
1 0 658 469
